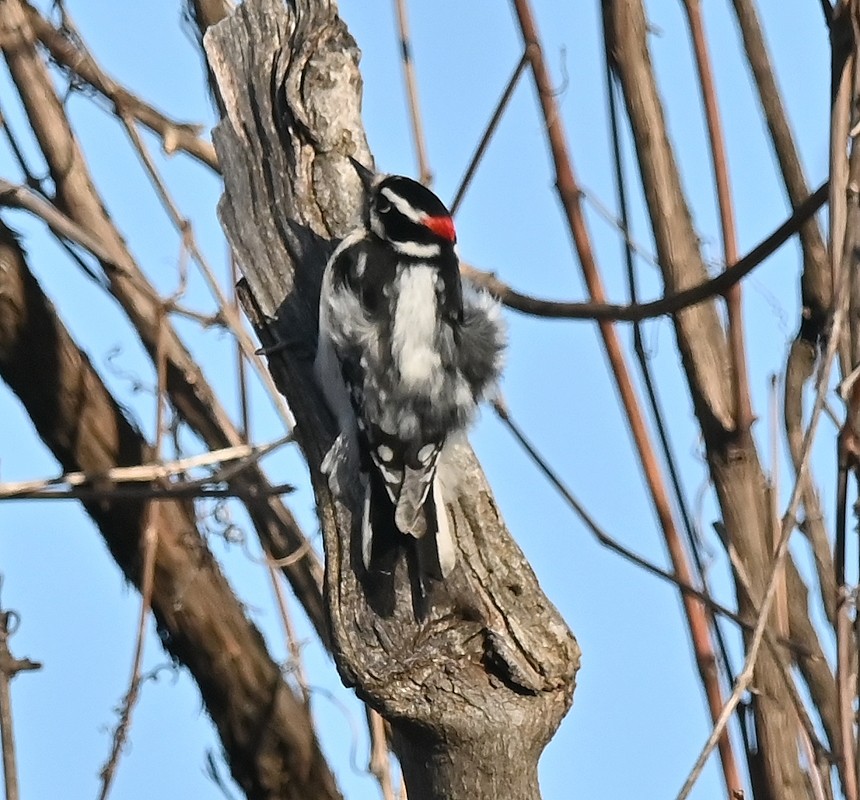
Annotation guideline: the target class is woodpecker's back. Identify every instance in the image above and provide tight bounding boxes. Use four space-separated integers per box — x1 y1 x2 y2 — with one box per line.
316 159 506 597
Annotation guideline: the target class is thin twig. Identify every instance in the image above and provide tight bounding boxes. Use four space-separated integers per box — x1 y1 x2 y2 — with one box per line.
392 0 431 185
513 2 743 790
580 184 661 268
98 299 172 800
266 560 309 704
0 439 290 498
116 113 295 432
836 382 859 800
493 400 806 654
718 526 833 799
96 503 160 800
831 1 854 377
204 750 241 800
0 179 125 266
168 302 225 328
603 45 741 726
676 243 848 800
450 51 528 215
0 105 41 189
24 2 218 170
0 482 294 501
683 0 753 434
367 708 397 800
769 374 790 640
266 539 315 569
0 598 41 800
231 254 251 438
836 581 857 800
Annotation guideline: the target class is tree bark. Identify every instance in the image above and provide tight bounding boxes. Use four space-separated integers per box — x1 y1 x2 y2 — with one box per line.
0 221 341 800
204 1 580 798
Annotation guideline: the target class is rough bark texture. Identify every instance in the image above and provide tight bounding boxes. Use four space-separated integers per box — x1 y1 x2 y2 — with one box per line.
605 1 836 797
204 2 579 798
0 223 341 800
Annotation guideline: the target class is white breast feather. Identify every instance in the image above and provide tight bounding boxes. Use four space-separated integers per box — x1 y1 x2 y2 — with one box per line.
392 265 442 395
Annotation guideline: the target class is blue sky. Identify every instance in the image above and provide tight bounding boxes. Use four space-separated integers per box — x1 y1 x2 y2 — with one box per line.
0 1 834 798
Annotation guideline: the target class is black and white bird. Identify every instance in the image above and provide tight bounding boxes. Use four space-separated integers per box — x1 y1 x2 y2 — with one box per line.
315 157 505 587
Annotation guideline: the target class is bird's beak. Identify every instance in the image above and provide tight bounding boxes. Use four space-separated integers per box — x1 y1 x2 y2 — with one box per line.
348 155 376 192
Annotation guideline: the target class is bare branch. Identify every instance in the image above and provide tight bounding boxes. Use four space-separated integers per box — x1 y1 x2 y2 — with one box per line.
682 0 752 434
450 51 528 215
513 0 742 791
0 482 295 501
676 189 848 800
0 439 289 496
97 502 159 800
730 0 844 630
831 1 855 378
393 0 431 185
719 527 833 798
729 0 831 329
0 0 326 643
0 220 340 799
462 181 827 320
367 709 397 800
607 1 829 794
266 557 310 705
23 1 218 170
0 599 41 800
831 7 860 799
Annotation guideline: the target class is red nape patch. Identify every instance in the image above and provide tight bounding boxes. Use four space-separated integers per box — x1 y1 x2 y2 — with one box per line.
423 215 456 242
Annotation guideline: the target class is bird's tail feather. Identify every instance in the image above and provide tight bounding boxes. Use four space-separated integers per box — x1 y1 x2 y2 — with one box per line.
362 471 455 581
362 468 399 576
394 464 436 537
413 478 455 580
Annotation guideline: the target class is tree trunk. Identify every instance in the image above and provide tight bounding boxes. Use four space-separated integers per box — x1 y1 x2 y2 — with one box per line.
204 1 580 798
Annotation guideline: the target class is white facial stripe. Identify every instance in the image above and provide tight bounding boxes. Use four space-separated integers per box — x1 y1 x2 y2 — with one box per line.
391 239 441 258
380 187 424 224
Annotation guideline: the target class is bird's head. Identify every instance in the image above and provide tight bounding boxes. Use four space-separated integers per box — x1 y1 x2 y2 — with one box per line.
349 157 456 258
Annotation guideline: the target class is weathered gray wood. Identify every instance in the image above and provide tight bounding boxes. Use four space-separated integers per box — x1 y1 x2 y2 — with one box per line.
205 2 579 797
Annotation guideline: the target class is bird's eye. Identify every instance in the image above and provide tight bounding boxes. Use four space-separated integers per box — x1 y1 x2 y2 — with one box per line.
377 197 391 214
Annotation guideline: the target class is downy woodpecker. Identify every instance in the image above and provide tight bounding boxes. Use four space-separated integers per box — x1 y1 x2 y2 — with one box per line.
315 157 505 586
